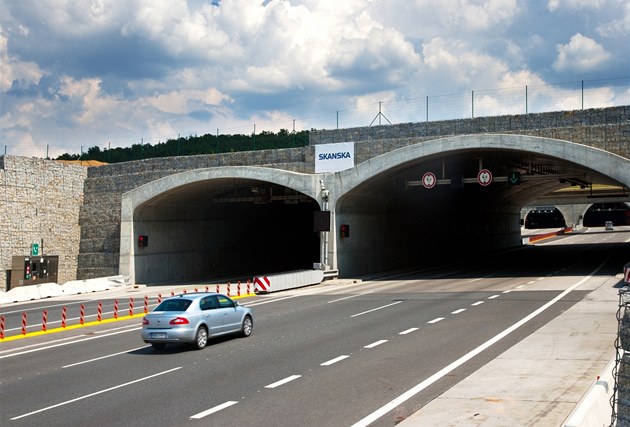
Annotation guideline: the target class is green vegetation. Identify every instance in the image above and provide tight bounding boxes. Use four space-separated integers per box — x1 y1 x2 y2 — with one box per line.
56 129 310 163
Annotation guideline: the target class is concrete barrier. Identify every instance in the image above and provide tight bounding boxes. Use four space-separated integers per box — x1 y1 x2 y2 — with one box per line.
0 275 131 305
563 353 616 427
254 270 325 293
61 280 88 294
525 227 573 244
0 284 49 303
36 283 64 299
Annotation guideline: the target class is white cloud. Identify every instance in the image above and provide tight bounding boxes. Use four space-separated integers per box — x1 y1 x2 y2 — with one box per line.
548 0 606 12
0 26 43 91
422 37 510 88
553 33 611 72
0 0 628 156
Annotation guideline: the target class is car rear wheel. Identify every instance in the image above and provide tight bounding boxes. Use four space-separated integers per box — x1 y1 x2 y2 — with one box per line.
151 343 166 350
241 316 253 337
194 326 208 350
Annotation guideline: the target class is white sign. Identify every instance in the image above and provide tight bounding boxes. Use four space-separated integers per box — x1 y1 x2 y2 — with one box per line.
477 169 493 186
315 142 355 173
422 172 437 189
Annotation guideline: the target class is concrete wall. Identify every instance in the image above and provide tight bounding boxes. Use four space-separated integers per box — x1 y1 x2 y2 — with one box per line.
0 156 87 290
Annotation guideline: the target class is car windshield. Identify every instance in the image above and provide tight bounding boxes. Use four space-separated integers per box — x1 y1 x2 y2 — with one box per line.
155 298 193 312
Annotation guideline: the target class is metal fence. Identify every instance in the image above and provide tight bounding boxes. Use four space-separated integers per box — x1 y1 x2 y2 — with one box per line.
2 77 629 159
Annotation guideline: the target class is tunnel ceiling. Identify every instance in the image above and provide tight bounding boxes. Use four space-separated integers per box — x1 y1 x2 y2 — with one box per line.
339 148 627 211
136 178 313 219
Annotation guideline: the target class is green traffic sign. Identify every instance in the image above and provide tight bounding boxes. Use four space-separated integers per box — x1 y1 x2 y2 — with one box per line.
508 172 521 186
31 243 39 256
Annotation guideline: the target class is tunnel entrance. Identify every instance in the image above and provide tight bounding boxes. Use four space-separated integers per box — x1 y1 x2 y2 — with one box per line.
524 208 567 229
133 179 320 284
583 202 630 227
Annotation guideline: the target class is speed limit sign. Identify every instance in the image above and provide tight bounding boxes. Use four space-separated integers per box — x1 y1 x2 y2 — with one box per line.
422 172 437 189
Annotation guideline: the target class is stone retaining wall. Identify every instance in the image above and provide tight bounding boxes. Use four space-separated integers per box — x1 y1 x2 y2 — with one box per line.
0 156 87 290
311 106 630 161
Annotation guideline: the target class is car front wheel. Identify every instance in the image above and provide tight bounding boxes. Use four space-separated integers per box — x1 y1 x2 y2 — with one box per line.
241 316 253 337
194 326 208 350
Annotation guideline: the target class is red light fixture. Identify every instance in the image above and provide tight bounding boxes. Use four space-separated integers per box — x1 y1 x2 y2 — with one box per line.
170 317 190 325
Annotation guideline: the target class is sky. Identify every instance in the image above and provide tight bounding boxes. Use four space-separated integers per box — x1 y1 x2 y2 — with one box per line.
1 0 629 158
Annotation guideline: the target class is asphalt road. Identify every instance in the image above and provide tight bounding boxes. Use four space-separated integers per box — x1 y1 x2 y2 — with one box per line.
1 227 629 427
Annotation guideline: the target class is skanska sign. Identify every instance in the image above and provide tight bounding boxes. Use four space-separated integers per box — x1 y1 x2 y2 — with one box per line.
315 142 355 173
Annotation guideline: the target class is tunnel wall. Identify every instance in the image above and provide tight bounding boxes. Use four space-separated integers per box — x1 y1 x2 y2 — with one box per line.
335 197 522 277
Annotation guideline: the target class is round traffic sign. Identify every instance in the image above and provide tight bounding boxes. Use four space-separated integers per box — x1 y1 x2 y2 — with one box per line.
477 169 492 186
422 172 437 189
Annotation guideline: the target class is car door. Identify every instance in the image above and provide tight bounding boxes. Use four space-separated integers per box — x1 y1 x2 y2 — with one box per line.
217 295 241 333
199 296 222 336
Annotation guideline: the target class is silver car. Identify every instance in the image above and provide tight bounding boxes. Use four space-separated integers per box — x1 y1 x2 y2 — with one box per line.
141 293 253 350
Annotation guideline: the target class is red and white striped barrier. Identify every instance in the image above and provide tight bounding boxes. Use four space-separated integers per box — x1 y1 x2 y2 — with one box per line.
254 270 324 293
61 306 67 328
238 281 241 297
0 315 5 339
42 309 48 331
227 282 231 296
247 279 251 295
114 299 119 319
21 312 27 335
158 293 162 303
80 304 85 325
216 284 220 293
128 297 134 316
144 295 149 314
254 276 271 293
97 302 103 322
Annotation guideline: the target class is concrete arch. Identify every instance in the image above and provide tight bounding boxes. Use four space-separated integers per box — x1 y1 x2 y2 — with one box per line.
331 134 630 198
325 134 630 276
120 167 323 283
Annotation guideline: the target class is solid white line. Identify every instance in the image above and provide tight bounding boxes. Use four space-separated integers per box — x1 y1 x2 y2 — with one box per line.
0 299 93 315
190 401 238 419
10 367 182 420
328 291 374 303
427 317 443 324
350 257 609 427
364 340 388 349
321 355 350 366
62 346 149 368
351 301 402 318
399 328 419 335
502 290 512 294
0 327 142 359
488 295 500 300
471 301 484 306
451 309 466 315
265 375 301 389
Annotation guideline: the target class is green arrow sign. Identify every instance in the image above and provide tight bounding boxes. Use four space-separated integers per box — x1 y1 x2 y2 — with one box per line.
508 172 521 186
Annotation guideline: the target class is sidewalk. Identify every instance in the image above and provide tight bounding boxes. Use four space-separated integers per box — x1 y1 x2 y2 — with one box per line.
399 274 620 426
